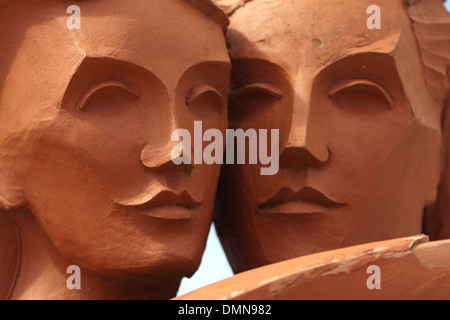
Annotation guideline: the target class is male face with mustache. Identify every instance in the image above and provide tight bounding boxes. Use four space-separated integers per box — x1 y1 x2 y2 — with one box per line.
215 0 447 273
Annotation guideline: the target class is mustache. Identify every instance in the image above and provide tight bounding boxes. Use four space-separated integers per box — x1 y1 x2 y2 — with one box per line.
258 186 347 210
119 190 203 210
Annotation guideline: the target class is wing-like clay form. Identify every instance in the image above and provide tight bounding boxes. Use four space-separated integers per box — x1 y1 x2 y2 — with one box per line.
176 235 450 300
407 0 450 102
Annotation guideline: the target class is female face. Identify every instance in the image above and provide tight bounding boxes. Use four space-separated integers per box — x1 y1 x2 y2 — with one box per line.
215 0 443 272
0 0 230 280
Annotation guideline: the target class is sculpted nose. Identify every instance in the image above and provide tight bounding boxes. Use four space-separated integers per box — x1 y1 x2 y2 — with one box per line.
140 97 194 174
280 142 329 170
281 99 329 170
140 142 194 174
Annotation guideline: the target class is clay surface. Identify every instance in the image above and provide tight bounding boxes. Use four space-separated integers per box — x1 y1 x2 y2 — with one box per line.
215 0 450 274
176 235 450 300
1 0 449 301
0 0 230 300
420 0 450 240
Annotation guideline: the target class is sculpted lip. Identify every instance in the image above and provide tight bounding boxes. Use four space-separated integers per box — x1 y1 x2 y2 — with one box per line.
257 186 347 215
121 190 203 220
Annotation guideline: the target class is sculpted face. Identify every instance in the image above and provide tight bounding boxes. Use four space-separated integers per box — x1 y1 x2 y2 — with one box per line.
215 0 444 272
0 0 230 289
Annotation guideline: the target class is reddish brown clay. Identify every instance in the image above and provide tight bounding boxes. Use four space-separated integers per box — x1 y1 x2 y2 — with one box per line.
176 235 450 300
0 0 230 300
215 0 450 274
420 0 450 240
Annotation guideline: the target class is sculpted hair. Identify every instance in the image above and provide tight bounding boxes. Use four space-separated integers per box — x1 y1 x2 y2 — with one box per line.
405 0 450 103
0 0 229 29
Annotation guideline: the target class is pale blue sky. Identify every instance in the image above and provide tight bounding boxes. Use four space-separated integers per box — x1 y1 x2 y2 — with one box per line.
177 0 450 297
177 224 233 297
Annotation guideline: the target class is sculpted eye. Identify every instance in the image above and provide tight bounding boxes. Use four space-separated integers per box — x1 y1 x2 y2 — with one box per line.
186 84 225 113
229 82 283 115
232 82 283 102
328 79 394 112
77 80 141 111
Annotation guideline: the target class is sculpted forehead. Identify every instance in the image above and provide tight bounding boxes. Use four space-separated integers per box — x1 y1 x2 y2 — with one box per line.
0 0 230 136
227 0 403 73
75 0 229 82
5 0 228 92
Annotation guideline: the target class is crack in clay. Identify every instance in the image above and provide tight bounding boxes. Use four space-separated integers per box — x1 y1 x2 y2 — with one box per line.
263 264 338 298
263 238 433 297
216 236 431 299
320 236 429 276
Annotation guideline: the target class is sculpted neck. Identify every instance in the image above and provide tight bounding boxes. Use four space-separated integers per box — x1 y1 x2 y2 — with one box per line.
9 212 179 300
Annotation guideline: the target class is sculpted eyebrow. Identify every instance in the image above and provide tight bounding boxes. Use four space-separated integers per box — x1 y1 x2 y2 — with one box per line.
60 57 164 110
324 52 395 73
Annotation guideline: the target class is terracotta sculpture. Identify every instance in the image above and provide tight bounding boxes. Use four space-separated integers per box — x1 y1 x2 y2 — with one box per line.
176 235 450 300
0 0 230 299
215 0 450 274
